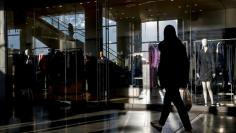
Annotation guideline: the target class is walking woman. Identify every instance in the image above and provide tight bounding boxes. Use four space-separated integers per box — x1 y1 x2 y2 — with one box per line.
151 25 192 132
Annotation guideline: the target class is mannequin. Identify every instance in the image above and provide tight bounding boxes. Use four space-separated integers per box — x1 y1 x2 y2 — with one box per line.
22 48 34 100
197 38 215 106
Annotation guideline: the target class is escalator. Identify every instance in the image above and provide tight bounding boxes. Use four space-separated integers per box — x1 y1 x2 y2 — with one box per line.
30 16 84 49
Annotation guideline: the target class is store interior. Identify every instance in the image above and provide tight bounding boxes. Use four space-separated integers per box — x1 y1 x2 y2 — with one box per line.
5 0 236 106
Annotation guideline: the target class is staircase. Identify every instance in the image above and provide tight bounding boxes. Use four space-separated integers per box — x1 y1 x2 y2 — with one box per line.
34 15 124 66
29 16 84 49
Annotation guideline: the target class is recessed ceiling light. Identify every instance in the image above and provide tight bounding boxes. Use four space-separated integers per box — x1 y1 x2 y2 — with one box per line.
170 0 174 2
46 7 49 9
178 5 182 8
80 3 83 5
59 5 63 8
194 3 198 6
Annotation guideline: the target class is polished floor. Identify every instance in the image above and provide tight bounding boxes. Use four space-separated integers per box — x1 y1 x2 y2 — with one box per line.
1 62 235 132
0 101 236 133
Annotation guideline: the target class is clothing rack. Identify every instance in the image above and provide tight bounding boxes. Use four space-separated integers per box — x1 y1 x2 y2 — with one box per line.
193 38 236 43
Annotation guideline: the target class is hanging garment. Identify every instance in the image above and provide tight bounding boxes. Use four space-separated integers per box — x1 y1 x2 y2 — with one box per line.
149 44 160 88
227 45 233 83
149 44 160 68
134 55 142 77
234 44 236 80
215 42 224 79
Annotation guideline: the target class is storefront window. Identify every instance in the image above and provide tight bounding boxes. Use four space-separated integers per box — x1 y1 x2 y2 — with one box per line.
5 0 236 106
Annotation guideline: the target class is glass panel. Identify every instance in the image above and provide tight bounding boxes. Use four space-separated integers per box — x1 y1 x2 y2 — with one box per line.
42 13 85 43
142 21 157 42
107 0 191 106
6 4 86 104
5 0 236 108
189 0 236 106
191 39 236 106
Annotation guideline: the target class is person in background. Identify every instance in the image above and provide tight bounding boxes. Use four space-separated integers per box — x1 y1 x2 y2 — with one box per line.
68 23 74 40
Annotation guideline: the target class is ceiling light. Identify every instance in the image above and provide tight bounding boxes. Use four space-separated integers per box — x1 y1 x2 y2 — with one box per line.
170 0 174 2
59 5 63 8
80 2 83 5
194 3 198 7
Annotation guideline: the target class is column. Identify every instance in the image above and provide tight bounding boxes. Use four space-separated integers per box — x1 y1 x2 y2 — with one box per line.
20 24 33 51
84 1 103 57
117 19 142 67
133 19 142 53
117 20 131 67
0 2 6 103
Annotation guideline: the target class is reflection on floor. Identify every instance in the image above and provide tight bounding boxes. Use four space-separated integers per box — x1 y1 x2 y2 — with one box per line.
1 104 236 133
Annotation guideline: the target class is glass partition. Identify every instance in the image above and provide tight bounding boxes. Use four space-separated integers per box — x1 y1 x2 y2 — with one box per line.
104 0 192 105
188 0 236 106
6 4 86 104
5 0 236 107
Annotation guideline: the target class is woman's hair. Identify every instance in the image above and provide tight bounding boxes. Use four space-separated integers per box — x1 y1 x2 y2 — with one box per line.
164 25 177 41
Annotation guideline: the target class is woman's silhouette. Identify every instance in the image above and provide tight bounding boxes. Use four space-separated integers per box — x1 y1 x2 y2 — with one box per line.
151 25 192 132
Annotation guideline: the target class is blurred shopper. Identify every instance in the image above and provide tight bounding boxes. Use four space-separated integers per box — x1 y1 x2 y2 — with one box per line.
151 25 192 132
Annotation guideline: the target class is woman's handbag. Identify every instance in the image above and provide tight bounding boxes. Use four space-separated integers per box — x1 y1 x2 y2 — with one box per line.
179 87 192 111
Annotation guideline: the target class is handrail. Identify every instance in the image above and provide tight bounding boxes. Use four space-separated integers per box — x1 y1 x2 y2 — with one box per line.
43 16 85 37
41 16 125 65
103 47 124 65
103 45 117 55
42 16 85 43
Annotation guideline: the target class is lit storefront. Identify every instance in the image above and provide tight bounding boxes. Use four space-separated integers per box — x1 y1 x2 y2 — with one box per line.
1 0 236 107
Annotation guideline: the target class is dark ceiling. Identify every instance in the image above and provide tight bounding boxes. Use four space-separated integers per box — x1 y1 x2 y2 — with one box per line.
5 0 236 22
